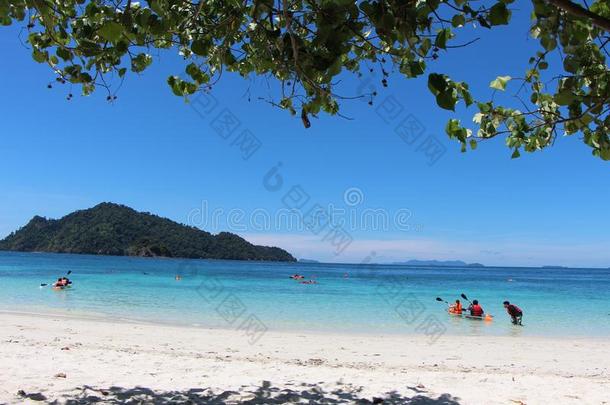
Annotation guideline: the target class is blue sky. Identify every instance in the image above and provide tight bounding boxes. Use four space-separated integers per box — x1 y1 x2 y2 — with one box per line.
1 5 609 267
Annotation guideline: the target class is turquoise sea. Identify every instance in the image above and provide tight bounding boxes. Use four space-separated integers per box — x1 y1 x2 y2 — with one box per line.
1 251 609 338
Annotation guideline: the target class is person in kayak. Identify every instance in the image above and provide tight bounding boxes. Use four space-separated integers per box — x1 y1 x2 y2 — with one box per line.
448 299 463 314
53 277 71 288
468 300 484 317
503 301 523 325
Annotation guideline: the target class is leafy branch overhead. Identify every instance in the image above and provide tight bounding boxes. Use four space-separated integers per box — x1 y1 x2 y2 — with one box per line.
2 0 609 159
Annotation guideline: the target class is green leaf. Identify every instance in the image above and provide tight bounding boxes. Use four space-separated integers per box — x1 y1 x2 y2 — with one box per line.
469 139 477 150
381 12 395 30
419 38 432 56
131 53 152 73
32 49 47 63
167 75 183 96
99 21 123 42
563 57 579 73
511 148 520 159
428 73 447 95
446 118 461 136
554 90 575 106
541 36 557 51
478 102 492 113
445 118 469 141
436 89 458 111
186 63 209 84
434 28 452 49
490 75 511 91
579 114 593 126
167 75 197 96
56 47 73 61
191 39 210 56
405 60 425 77
451 14 465 28
458 84 474 106
489 2 511 25
79 72 93 83
427 0 441 11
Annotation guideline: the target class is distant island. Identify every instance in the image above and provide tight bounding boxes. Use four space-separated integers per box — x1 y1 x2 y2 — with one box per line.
393 260 485 267
298 258 320 264
0 203 295 262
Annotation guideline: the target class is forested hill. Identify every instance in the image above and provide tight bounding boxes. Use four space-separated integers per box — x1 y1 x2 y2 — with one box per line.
0 203 295 262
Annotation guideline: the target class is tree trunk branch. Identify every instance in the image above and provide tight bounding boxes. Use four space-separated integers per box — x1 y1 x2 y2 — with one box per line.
546 0 610 32
194 1 204 21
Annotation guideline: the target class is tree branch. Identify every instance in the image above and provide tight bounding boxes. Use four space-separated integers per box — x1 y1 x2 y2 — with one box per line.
546 0 610 32
194 1 204 21
283 0 299 68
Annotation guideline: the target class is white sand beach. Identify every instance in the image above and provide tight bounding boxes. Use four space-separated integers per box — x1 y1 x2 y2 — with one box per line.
1 311 608 404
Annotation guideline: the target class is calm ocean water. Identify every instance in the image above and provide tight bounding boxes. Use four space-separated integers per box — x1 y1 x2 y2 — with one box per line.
1 251 609 338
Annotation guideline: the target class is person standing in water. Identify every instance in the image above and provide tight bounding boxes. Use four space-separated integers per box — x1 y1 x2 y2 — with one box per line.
503 301 523 325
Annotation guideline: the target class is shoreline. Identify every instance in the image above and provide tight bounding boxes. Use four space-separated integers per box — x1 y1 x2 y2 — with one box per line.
2 308 608 342
1 312 609 404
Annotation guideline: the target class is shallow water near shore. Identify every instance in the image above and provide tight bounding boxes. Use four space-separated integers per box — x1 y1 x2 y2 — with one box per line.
1 251 608 337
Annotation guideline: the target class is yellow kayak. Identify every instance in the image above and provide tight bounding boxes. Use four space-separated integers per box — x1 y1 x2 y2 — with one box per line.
449 311 493 322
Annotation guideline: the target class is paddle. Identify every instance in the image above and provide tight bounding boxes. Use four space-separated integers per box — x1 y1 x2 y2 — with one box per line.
460 293 495 319
460 293 473 305
41 270 72 287
439 297 465 316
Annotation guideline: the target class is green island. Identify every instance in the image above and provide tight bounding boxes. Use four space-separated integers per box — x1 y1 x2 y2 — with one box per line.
0 203 295 262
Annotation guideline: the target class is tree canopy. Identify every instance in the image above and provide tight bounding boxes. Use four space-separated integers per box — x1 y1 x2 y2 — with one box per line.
2 0 609 159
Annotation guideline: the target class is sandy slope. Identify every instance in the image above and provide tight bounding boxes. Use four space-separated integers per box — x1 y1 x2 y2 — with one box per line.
1 312 608 404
